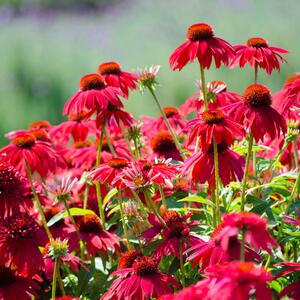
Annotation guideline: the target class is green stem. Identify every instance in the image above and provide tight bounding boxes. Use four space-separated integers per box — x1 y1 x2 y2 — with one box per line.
240 228 246 261
83 184 90 210
200 64 208 110
211 192 217 227
240 134 254 211
57 265 66 296
120 120 135 159
95 182 105 227
285 170 300 214
96 118 106 166
148 87 185 159
52 258 59 300
117 191 132 250
158 185 168 210
293 140 299 169
25 160 53 242
212 136 220 224
144 190 166 227
103 127 117 157
254 62 258 84
179 243 186 288
133 138 140 160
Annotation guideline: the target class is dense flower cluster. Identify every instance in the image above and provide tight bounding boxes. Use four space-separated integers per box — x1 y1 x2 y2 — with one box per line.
0 22 299 300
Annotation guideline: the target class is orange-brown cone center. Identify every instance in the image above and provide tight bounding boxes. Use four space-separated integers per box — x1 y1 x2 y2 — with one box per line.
201 110 225 124
247 37 268 48
13 134 36 148
107 158 128 169
80 74 106 91
98 62 121 75
187 23 214 41
243 84 272 107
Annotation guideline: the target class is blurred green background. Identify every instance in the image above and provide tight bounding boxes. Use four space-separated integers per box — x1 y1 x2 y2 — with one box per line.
0 0 298 145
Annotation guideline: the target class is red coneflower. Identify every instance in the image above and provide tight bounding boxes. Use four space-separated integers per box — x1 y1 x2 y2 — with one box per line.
0 213 47 277
180 81 240 116
142 107 186 134
150 131 183 161
215 212 277 254
98 61 138 98
273 73 300 117
0 265 39 300
91 157 130 187
68 214 120 256
230 37 288 74
183 142 245 187
0 157 32 217
185 225 261 272
118 249 143 269
142 211 202 261
185 109 244 150
101 255 179 300
0 133 61 177
63 73 123 115
228 84 287 142
277 262 300 299
169 23 235 70
96 104 135 129
207 262 273 300
50 112 97 143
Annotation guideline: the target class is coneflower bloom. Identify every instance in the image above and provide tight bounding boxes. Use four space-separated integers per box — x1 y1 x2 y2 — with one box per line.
98 61 138 98
68 214 120 256
273 73 300 117
63 73 123 115
91 157 130 188
184 109 244 150
0 213 47 277
0 157 32 217
118 249 143 269
215 212 277 254
0 265 39 299
277 262 300 299
230 37 288 74
142 107 186 134
169 23 235 70
206 262 273 300
142 211 202 261
0 133 61 177
180 81 240 116
43 239 87 280
227 84 287 142
50 112 97 143
150 131 182 161
95 104 135 129
186 225 261 272
183 142 245 187
101 256 179 300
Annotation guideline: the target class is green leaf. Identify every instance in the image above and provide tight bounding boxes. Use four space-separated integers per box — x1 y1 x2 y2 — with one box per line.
103 188 118 206
47 208 96 227
178 195 215 207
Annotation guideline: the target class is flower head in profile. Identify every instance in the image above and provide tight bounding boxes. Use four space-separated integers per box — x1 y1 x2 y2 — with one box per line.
273 73 300 117
0 156 32 217
118 249 143 269
207 262 273 300
98 61 138 98
230 37 288 74
101 255 179 300
91 157 130 188
63 73 123 116
0 213 47 277
215 212 277 254
185 109 244 150
150 131 182 161
180 80 240 116
183 142 245 187
67 214 120 256
227 84 287 142
142 210 202 261
0 265 39 300
0 133 62 177
44 239 87 280
43 176 78 202
137 65 160 92
169 23 235 71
